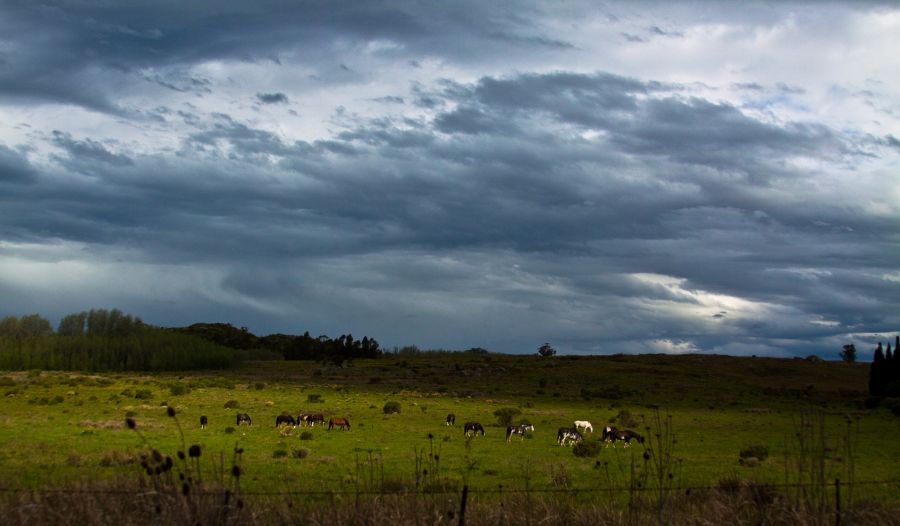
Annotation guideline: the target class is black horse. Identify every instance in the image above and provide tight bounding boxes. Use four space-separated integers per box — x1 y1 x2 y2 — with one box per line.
603 425 643 447
446 413 456 426
199 415 208 429
464 422 485 437
236 413 252 426
275 414 297 427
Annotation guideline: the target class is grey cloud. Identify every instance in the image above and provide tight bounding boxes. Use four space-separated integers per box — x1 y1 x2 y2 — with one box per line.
51 131 134 168
0 145 37 184
256 92 289 104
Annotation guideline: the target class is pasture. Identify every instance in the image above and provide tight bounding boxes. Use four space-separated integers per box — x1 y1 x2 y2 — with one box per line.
0 352 898 504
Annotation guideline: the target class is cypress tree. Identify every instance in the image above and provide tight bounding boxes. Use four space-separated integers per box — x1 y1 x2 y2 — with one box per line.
870 343 886 396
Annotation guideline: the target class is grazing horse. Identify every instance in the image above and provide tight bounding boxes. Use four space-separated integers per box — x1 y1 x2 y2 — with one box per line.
505 424 535 443
303 413 325 427
275 414 297 428
328 417 351 430
464 422 485 437
199 415 208 429
573 420 593 433
557 427 583 446
446 413 456 426
236 413 252 426
603 426 643 447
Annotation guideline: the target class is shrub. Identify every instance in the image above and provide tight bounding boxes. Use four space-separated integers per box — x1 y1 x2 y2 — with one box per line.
224 400 240 409
573 441 600 458
134 389 153 400
307 394 323 404
292 448 310 459
255 382 265 390
224 427 235 434
739 445 769 462
612 410 639 428
169 384 190 396
493 407 521 426
272 449 288 458
299 431 314 441
383 401 402 414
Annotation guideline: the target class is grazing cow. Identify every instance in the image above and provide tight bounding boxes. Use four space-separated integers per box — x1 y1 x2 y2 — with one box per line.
446 413 456 426
505 423 535 443
557 427 583 446
199 415 208 429
603 426 643 447
236 413 252 426
275 414 297 428
328 417 351 430
464 422 485 437
573 420 593 433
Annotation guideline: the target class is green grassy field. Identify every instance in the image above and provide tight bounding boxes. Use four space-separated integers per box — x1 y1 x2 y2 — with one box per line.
0 353 897 502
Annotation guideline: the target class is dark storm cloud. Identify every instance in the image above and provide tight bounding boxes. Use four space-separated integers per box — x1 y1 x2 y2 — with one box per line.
0 145 37 185
256 92 289 104
51 131 134 168
1 2 897 356
0 1 562 112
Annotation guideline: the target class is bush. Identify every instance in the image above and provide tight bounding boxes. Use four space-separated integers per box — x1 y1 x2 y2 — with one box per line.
224 427 235 434
169 384 190 396
254 382 266 390
272 449 288 458
612 410 638 428
299 431 314 441
292 448 310 459
224 400 240 409
134 389 152 400
493 407 522 426
383 401 402 414
307 394 323 404
573 441 600 458
739 445 769 462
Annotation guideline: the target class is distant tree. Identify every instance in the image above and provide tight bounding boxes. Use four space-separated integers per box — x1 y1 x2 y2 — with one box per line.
58 312 88 336
18 314 53 337
537 343 556 357
870 343 887 396
840 344 857 363
0 316 19 337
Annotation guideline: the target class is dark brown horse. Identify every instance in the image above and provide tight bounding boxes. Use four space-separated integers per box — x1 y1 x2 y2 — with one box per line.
328 417 351 430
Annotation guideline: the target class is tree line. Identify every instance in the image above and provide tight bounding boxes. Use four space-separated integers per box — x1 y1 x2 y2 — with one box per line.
868 335 900 397
0 310 237 371
0 310 383 372
173 323 382 365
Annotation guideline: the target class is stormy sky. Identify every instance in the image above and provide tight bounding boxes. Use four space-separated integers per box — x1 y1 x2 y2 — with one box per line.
1 1 898 357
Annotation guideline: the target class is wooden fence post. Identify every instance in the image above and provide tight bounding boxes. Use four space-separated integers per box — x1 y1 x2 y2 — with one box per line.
458 484 468 526
834 478 841 526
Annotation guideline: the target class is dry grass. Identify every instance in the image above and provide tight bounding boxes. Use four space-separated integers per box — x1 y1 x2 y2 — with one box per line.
2 481 899 526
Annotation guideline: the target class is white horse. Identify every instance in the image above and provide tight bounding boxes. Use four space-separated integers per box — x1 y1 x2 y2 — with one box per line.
573 420 593 433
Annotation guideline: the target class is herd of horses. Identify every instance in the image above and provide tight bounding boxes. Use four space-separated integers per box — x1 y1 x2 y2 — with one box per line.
447 413 644 447
202 411 643 448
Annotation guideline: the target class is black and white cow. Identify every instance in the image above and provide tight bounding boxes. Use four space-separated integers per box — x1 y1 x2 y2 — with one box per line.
236 413 252 426
275 414 297 428
446 413 456 426
505 423 535 443
199 415 208 429
464 422 485 437
557 427 583 446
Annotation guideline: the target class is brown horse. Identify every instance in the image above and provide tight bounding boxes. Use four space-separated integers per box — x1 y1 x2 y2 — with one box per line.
328 417 351 430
